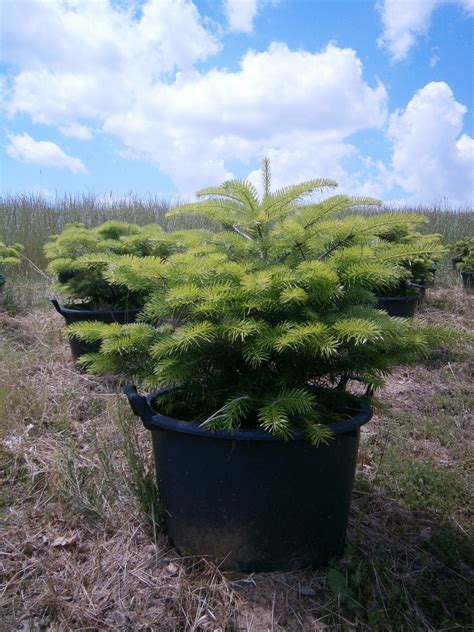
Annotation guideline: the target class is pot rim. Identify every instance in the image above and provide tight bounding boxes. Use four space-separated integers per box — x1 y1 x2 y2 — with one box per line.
125 385 373 441
51 298 142 317
376 294 419 302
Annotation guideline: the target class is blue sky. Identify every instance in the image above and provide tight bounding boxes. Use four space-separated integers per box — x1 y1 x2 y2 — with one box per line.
1 0 473 205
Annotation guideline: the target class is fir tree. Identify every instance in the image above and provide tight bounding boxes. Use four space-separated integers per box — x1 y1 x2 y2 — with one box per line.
44 221 219 309
0 238 24 266
69 160 466 443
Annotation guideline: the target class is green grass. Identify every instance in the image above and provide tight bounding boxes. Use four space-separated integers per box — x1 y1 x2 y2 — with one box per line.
1 195 473 630
0 192 212 271
1 286 473 630
382 453 471 513
1 192 473 272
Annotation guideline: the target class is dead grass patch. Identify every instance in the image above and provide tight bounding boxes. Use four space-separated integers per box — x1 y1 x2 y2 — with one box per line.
1 287 473 630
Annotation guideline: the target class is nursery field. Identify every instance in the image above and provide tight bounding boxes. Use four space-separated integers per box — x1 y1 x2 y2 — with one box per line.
1 193 473 270
1 284 472 630
1 198 473 630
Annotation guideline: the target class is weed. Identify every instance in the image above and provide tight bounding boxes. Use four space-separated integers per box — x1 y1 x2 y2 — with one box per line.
56 453 107 520
1 276 472 630
113 398 165 530
382 452 470 514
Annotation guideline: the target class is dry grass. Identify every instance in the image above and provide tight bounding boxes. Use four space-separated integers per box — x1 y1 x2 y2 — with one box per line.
1 286 473 631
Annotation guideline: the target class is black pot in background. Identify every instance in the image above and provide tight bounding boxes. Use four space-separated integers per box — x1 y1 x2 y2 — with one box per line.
51 299 141 362
460 271 474 290
0 273 5 294
409 283 426 303
124 384 373 572
376 293 419 317
57 270 76 284
451 256 461 271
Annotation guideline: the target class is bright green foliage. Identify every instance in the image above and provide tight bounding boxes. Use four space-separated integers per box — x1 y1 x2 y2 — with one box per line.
450 237 474 272
72 160 465 442
44 220 220 309
370 217 447 289
44 220 176 308
450 237 473 261
67 321 158 377
457 254 474 273
0 237 24 266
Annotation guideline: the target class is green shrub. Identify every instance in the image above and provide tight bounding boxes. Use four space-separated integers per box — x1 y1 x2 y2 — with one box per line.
69 160 464 442
457 253 474 273
450 237 474 261
44 220 211 310
378 226 445 288
0 238 24 266
449 237 474 273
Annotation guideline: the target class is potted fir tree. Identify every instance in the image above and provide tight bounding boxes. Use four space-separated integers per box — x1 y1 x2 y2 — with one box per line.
457 253 474 290
450 237 473 271
46 221 148 360
45 220 186 361
450 238 474 289
0 237 24 294
372 223 445 314
69 161 462 571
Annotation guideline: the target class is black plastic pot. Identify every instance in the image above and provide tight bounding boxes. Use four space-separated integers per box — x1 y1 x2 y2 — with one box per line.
0 273 5 294
451 256 464 271
51 299 141 361
57 270 76 284
410 283 426 303
124 384 373 572
460 271 474 290
376 293 419 317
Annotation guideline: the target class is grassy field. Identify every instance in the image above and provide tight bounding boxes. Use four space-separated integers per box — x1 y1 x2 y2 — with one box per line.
1 193 473 271
1 198 473 630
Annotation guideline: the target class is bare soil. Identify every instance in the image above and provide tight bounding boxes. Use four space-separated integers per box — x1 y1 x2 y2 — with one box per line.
1 287 473 631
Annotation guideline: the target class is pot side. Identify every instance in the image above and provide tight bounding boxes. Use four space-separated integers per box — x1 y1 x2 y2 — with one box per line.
126 386 372 572
51 299 141 361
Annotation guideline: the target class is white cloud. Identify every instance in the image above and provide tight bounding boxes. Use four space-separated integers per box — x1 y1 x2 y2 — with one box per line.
1 0 220 73
58 122 93 140
388 82 474 203
224 0 259 33
1 0 220 126
1 1 386 194
103 43 387 192
3 0 471 205
377 0 474 62
6 133 87 174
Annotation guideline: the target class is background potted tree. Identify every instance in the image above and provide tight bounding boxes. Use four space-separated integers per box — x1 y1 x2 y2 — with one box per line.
450 237 473 270
46 220 225 361
457 253 474 290
69 161 462 571
370 222 445 314
0 237 24 295
45 220 174 360
449 237 473 289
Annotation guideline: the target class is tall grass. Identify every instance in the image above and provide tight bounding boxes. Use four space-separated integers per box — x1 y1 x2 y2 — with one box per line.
1 192 473 271
366 202 474 244
0 192 208 271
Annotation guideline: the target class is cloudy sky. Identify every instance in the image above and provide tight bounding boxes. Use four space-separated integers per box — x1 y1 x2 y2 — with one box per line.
1 0 473 204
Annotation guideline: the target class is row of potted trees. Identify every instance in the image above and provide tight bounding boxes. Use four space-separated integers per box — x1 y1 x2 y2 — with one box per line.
1 167 470 571
451 237 474 289
0 237 24 293
42 217 472 339
53 166 465 570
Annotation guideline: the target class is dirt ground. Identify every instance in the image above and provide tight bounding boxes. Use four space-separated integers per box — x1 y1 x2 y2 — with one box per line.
1 286 473 631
